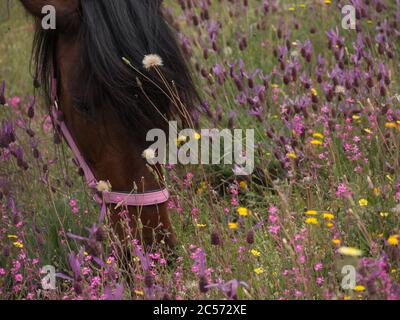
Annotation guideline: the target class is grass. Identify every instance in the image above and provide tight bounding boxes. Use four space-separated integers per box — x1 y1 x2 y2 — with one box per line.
0 0 399 300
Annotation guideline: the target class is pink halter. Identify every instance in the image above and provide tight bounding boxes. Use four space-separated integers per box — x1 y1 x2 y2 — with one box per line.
50 77 169 207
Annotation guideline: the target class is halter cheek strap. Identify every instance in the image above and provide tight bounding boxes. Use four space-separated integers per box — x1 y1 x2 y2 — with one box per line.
50 78 169 207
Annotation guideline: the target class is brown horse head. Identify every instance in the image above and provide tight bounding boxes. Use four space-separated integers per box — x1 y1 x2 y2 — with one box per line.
20 0 198 250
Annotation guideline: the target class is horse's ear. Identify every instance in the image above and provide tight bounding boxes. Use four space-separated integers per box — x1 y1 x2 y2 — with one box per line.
20 0 80 29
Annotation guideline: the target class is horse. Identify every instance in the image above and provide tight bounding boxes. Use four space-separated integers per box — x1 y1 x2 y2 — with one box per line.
19 0 198 252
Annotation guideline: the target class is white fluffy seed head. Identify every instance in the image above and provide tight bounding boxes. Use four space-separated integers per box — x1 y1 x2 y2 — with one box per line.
142 148 156 160
96 180 112 193
142 54 163 69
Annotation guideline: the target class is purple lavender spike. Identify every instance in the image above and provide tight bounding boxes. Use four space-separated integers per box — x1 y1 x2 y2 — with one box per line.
66 233 90 242
55 273 74 282
68 252 82 280
0 81 5 105
104 284 124 300
98 201 107 225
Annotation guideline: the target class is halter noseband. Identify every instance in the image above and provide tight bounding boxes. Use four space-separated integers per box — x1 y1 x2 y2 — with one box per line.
49 76 169 207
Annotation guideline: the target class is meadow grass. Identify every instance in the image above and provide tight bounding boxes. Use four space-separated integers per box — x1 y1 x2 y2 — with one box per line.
0 0 399 300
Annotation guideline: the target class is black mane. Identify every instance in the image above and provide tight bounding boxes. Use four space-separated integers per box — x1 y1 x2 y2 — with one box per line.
33 0 198 144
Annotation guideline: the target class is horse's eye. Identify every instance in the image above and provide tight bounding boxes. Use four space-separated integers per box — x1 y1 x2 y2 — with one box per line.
72 98 90 113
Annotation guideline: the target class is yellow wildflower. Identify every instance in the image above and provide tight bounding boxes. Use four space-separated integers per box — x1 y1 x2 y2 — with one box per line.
197 181 207 194
106 258 113 265
358 199 368 207
338 246 362 257
313 132 324 139
287 152 297 159
254 267 265 275
325 0 332 4
373 187 380 196
326 222 334 228
250 249 261 257
237 207 249 217
364 128 372 134
344 295 351 300
228 222 238 229
13 241 24 249
385 122 397 128
298 4 306 8
196 224 207 228
386 175 393 182
134 290 144 296
176 135 188 146
288 7 296 11
387 235 399 246
305 217 319 225
239 180 248 189
322 213 335 220
194 132 201 140
352 115 360 120
272 84 279 88
354 285 365 292
380 212 389 218
332 239 341 245
311 88 318 96
305 210 318 215
310 139 323 146
7 235 18 239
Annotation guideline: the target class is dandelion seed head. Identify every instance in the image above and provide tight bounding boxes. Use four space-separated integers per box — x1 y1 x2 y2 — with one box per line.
142 148 156 161
142 54 163 69
96 180 112 193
